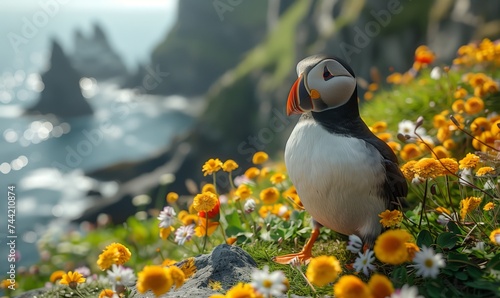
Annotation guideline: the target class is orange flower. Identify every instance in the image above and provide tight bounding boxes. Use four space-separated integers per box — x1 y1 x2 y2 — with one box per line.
195 220 219 237
252 151 269 164
470 117 490 136
400 144 422 161
459 153 480 169
464 97 484 115
260 187 280 205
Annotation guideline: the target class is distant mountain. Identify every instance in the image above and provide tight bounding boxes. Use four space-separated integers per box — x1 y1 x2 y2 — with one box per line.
71 23 128 81
26 40 93 118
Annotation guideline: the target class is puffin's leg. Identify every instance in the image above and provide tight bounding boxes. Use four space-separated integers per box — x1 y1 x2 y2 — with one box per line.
272 222 320 265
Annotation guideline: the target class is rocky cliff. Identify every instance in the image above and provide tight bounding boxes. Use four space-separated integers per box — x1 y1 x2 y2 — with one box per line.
72 23 128 80
26 40 93 118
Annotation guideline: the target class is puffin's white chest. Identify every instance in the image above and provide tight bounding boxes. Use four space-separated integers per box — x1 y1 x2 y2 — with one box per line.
285 118 386 239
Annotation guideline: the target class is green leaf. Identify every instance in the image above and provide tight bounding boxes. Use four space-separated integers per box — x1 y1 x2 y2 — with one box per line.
437 232 458 249
225 211 243 229
455 271 468 281
416 230 433 247
466 265 484 280
391 266 408 287
486 253 500 271
447 221 461 235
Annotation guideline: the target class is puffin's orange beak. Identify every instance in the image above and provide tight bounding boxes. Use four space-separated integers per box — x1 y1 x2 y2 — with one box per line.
287 75 305 116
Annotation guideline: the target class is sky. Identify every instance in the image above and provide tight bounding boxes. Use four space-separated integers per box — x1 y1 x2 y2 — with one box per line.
0 0 179 71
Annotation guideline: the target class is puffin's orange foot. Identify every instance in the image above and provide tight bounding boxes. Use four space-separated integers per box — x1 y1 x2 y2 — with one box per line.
272 250 312 265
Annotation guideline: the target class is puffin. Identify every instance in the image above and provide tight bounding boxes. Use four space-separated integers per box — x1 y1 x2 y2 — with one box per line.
273 55 408 264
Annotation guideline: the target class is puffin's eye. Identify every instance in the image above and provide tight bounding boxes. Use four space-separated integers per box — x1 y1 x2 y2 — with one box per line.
323 66 334 80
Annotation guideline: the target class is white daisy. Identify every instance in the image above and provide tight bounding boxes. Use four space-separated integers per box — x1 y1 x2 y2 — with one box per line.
244 199 256 213
107 264 135 287
353 249 375 276
174 224 195 245
398 120 426 139
251 265 287 297
157 206 176 228
346 234 363 254
412 246 446 278
390 284 424 298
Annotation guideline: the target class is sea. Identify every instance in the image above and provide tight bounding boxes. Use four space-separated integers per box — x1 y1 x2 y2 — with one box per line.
0 0 199 270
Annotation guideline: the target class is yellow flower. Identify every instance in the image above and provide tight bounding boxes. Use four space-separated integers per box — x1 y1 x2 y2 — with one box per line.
437 126 451 143
166 192 179 203
202 183 217 194
244 167 261 179
167 266 185 289
443 139 456 150
260 187 280 205
178 257 197 279
333 275 371 298
387 141 401 153
252 151 269 164
193 192 218 212
59 271 86 289
50 270 65 283
209 280 223 291
306 255 342 287
97 248 119 271
370 121 387 133
162 258 177 267
378 210 403 228
470 117 491 136
182 214 199 225
435 207 451 215
400 144 421 161
476 166 494 177
270 173 286 185
202 158 223 176
459 153 480 169
215 282 261 298
464 97 484 115
368 274 394 298
400 160 417 180
413 158 440 179
99 289 116 298
364 91 374 101
433 114 447 128
137 265 173 296
405 242 420 262
437 158 459 176
453 87 467 99
491 120 500 136
469 73 488 88
452 99 465 113
195 220 219 237
160 226 174 240
483 202 495 211
97 243 131 270
432 146 450 159
235 184 252 200
374 229 412 265
376 132 392 142
490 229 500 245
460 196 482 220
109 243 131 265
223 159 239 172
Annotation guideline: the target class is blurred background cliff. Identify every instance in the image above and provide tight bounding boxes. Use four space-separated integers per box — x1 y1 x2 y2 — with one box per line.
1 0 500 268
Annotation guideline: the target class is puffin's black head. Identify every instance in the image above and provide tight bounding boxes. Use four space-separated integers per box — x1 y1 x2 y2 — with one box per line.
287 55 357 116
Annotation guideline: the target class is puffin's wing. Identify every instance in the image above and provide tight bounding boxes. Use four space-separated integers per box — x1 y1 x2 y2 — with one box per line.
364 136 408 210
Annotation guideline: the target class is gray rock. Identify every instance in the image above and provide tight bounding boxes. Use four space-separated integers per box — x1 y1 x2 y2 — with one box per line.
131 244 257 297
